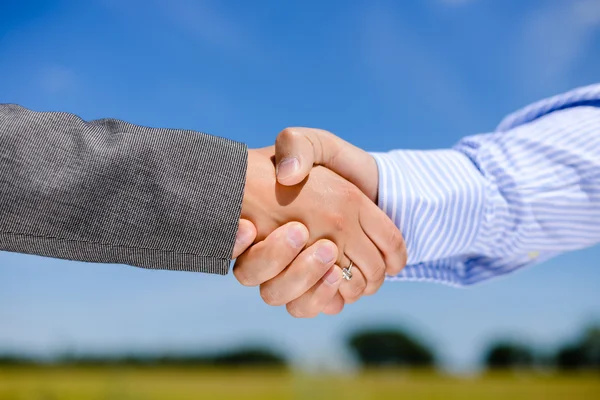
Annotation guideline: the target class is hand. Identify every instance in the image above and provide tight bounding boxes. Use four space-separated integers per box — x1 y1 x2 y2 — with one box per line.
233 140 406 317
274 128 407 286
236 147 402 300
232 219 344 317
234 220 345 317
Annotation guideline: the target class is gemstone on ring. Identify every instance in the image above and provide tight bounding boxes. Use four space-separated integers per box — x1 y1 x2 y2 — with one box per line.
342 261 354 281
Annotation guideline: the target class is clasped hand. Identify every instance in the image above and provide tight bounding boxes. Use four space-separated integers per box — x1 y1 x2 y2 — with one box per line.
232 128 407 317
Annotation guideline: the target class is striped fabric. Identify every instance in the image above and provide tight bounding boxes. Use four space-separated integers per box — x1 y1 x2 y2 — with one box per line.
371 84 600 286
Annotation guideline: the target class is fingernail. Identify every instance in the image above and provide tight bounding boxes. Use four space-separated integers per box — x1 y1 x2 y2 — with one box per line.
277 157 300 180
324 267 341 285
286 223 308 248
315 242 336 264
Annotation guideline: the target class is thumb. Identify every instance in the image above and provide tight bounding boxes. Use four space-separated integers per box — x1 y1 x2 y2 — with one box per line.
232 219 257 259
274 127 378 202
274 127 325 186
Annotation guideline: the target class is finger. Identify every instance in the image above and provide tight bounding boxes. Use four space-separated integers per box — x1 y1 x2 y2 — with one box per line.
231 219 257 259
343 234 386 297
337 254 368 304
259 239 338 306
233 222 308 287
274 128 322 186
323 292 345 315
275 127 345 186
359 202 408 277
274 127 378 202
285 265 343 318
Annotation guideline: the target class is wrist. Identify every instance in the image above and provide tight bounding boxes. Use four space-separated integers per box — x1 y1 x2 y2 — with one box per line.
242 148 279 239
364 154 379 203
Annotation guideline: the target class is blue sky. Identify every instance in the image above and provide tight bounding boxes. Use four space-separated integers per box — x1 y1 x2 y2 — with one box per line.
1 0 599 371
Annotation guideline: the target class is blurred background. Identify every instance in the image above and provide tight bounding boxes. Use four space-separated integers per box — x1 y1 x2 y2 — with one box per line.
1 0 599 398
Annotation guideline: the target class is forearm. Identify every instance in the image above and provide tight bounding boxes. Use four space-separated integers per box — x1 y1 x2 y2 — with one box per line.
0 104 247 274
371 85 600 285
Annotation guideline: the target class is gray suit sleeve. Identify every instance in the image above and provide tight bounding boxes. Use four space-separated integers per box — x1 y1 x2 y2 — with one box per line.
0 104 247 275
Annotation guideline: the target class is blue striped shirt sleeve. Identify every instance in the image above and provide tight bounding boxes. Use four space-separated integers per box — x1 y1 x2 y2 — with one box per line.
371 84 600 286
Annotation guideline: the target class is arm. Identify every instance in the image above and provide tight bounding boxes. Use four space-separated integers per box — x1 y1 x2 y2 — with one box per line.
270 83 600 287
0 104 405 313
0 104 247 274
374 88 600 285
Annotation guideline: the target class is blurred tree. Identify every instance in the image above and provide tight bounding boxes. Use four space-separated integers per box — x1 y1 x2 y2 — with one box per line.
45 346 287 368
556 345 585 370
0 354 33 366
556 326 600 370
347 328 435 368
211 347 286 368
483 341 535 369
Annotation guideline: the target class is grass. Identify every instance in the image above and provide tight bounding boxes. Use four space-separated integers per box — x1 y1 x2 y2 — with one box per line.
0 367 599 400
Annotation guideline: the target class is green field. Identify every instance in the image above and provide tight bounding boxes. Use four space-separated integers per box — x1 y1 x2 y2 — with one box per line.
0 367 599 400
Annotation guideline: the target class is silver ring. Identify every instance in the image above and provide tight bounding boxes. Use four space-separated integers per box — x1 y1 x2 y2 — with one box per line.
342 261 354 281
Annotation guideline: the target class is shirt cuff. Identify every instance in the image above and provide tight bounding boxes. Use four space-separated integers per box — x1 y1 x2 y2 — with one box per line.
370 149 489 266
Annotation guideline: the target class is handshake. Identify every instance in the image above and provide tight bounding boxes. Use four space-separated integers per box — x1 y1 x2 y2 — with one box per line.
230 127 407 318
1 87 594 319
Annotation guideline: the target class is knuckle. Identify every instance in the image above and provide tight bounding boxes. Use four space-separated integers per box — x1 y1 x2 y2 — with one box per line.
326 212 346 233
286 301 319 318
349 185 364 204
233 267 256 287
345 281 367 303
322 186 362 233
304 297 326 318
324 296 344 315
327 306 343 315
388 227 405 252
366 260 386 281
388 242 408 276
354 280 367 298
400 247 408 268
391 255 408 276
325 304 342 315
277 127 298 145
260 285 282 306
286 303 307 319
338 184 361 207
363 275 385 296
